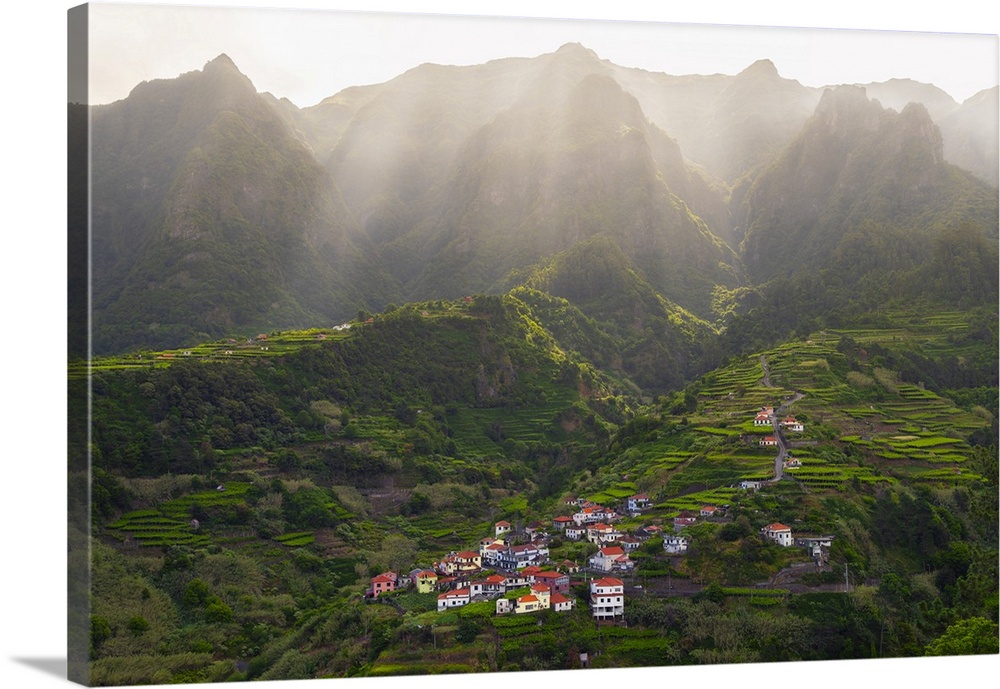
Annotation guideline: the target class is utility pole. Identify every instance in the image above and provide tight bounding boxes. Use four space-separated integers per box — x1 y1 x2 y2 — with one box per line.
844 563 850 593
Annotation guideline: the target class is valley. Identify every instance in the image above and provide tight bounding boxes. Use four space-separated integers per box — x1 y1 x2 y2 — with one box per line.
70 40 999 684
78 296 998 683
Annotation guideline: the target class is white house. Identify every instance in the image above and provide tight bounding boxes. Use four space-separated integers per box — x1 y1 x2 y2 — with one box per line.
761 522 793 547
565 525 587 541
437 588 472 611
552 515 575 531
781 416 804 432
753 412 771 426
590 577 625 620
739 479 764 491
589 546 634 573
495 521 512 537
626 494 652 513
759 435 779 447
699 505 720 518
550 592 575 612
663 535 689 554
586 523 620 545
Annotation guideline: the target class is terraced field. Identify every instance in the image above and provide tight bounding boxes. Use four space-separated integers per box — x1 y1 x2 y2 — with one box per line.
107 482 254 547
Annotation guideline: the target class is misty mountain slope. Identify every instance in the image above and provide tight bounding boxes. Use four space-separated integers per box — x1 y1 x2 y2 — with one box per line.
85 47 997 356
612 59 822 183
509 235 718 391
736 85 999 285
392 68 740 317
940 86 999 187
857 78 959 120
90 55 399 353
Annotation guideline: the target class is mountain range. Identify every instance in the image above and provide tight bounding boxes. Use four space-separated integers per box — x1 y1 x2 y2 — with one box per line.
78 43 998 360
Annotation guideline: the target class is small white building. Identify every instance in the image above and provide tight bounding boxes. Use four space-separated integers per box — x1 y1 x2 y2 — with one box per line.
437 588 472 611
761 522 793 547
663 535 689 554
589 546 634 573
550 592 575 612
626 494 652 513
781 416 804 432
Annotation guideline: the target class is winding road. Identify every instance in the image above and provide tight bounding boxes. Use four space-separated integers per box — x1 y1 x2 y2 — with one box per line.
759 355 805 481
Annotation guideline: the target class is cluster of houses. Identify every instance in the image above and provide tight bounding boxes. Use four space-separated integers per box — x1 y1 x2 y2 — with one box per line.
759 523 835 561
364 482 834 624
754 405 805 447
364 496 663 621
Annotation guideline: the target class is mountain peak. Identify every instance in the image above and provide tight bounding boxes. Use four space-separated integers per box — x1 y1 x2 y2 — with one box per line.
204 53 240 73
738 59 780 79
551 42 601 63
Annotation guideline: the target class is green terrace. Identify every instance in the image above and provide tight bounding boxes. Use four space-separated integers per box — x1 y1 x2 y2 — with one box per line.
657 486 741 512
70 326 357 379
107 482 253 547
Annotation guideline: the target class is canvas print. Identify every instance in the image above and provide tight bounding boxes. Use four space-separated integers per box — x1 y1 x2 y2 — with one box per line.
68 2 999 686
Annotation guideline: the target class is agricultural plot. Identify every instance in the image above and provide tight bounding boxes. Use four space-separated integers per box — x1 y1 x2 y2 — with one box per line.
658 486 740 512
107 482 253 547
70 327 356 379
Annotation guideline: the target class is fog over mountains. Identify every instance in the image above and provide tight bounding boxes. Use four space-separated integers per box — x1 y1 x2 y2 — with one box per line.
77 43 998 355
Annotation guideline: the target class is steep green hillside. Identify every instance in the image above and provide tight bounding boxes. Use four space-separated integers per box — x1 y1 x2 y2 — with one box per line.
89 55 398 354
84 303 997 683
737 86 998 285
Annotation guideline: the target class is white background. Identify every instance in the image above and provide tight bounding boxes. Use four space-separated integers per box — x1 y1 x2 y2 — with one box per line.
1 2 997 689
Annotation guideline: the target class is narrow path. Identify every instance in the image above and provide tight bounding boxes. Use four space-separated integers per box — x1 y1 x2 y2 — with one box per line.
759 355 805 482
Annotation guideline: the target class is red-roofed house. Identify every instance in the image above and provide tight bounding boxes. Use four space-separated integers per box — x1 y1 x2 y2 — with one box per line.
590 577 624 620
552 515 575 530
515 594 541 614
761 522 793 547
589 546 634 573
700 505 720 518
532 571 570 595
437 587 471 611
760 436 778 447
754 412 771 426
439 550 482 575
626 494 652 512
411 569 438 594
368 572 397 598
550 592 575 612
781 417 804 432
495 521 512 537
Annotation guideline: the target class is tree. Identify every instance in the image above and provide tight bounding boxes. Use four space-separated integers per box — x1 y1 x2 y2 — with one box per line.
925 617 999 656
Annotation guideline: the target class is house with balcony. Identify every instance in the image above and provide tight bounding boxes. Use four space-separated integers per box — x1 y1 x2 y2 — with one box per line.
663 535 689 554
532 570 570 595
590 577 625 620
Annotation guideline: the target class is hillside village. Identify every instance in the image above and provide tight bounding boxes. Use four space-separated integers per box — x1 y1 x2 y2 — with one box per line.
362 398 833 623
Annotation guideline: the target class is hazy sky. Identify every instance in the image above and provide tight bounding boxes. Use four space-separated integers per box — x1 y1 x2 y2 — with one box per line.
84 1 999 108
